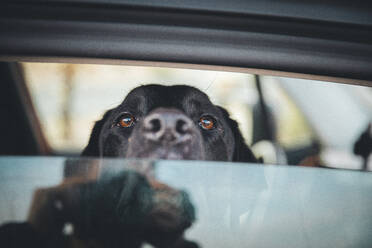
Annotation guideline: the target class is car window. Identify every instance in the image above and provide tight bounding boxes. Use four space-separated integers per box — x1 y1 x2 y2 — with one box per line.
1 1 372 247
21 62 371 170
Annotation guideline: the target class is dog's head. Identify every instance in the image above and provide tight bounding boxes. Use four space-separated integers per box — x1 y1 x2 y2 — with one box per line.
82 85 257 162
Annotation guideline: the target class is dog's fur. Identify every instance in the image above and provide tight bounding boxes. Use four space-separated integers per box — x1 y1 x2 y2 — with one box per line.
82 84 257 163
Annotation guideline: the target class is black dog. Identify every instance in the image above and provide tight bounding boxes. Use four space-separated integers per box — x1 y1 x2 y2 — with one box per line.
82 84 257 163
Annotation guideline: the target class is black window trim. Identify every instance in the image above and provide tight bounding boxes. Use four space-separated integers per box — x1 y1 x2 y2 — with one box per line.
0 1 371 87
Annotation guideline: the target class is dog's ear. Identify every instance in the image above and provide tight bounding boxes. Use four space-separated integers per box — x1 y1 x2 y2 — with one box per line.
217 106 258 163
81 109 113 157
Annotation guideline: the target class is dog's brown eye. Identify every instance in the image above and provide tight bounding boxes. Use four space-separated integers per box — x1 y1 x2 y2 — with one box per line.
117 113 135 128
199 116 216 130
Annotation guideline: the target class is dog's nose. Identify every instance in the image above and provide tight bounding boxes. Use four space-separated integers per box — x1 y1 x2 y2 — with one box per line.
143 108 193 144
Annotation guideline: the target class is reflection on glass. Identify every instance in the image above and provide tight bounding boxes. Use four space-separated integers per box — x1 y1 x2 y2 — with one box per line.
1 157 372 248
1 158 200 248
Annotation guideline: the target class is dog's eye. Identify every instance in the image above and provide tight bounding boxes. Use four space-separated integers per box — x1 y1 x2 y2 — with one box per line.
199 116 216 130
116 113 135 128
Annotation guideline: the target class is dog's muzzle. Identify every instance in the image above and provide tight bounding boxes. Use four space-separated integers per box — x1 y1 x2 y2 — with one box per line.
126 108 205 160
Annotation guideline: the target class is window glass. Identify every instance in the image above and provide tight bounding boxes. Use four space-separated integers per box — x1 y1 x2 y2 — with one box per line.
1 157 372 247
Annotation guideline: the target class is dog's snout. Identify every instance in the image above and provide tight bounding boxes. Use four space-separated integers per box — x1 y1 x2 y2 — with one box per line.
143 108 193 143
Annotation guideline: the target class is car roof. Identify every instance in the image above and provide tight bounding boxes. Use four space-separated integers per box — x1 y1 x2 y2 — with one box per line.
0 0 371 86
10 0 372 25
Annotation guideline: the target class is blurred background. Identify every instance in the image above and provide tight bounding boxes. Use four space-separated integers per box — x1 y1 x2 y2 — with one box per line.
21 62 372 170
